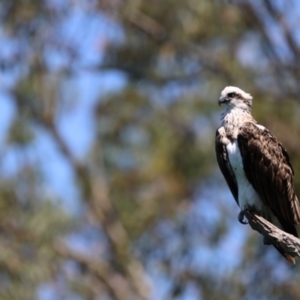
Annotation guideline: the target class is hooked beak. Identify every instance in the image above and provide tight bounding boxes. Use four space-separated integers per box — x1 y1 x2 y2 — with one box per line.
218 96 230 106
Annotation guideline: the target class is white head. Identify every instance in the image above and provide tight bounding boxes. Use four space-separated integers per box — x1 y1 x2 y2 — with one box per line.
219 86 253 111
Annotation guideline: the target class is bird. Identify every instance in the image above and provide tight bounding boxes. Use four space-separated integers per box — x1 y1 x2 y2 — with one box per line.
215 86 300 264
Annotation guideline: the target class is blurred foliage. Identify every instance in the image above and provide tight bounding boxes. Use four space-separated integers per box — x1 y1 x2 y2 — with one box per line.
0 0 300 299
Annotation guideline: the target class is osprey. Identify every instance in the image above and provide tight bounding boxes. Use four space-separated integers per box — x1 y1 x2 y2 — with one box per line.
215 86 300 264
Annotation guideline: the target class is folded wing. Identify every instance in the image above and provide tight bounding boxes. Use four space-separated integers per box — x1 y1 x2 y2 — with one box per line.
237 122 300 225
215 129 238 204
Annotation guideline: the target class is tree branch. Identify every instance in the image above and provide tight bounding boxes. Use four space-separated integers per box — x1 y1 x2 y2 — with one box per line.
54 241 134 300
245 209 300 262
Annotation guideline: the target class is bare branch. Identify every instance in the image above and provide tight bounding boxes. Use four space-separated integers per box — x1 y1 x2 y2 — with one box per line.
54 241 134 300
245 210 300 263
42 116 150 300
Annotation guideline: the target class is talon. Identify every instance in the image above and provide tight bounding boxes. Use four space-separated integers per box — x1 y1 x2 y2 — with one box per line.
238 205 251 224
238 211 248 224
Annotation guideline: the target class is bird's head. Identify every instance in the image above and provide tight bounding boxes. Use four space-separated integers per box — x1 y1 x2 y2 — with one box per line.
219 86 253 111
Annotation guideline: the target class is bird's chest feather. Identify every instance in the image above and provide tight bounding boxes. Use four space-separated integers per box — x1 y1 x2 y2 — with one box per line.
226 140 263 211
226 141 243 175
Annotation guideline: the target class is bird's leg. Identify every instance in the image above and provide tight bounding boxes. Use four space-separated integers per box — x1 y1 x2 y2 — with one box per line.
238 204 252 224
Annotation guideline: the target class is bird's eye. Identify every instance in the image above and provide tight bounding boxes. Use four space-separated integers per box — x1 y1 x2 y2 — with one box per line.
228 92 236 97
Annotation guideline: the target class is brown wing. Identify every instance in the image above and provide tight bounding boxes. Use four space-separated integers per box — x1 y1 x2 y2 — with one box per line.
215 129 238 205
238 122 300 224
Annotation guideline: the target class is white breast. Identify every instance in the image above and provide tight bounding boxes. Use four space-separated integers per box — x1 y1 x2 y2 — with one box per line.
226 141 243 176
226 140 263 211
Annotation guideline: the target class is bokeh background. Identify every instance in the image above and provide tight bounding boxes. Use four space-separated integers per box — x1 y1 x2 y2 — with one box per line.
1 0 300 299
